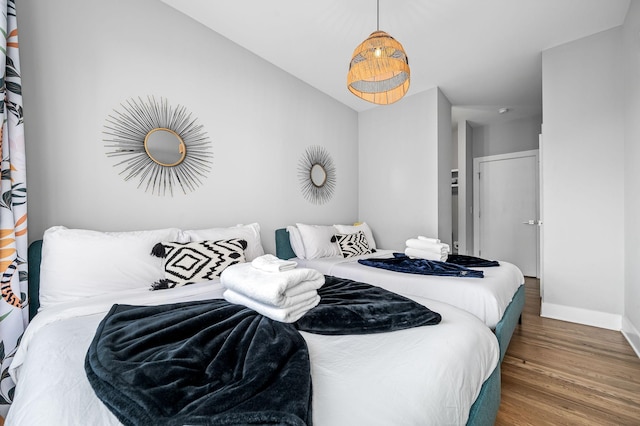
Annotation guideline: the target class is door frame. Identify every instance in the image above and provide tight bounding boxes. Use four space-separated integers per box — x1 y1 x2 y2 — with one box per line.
473 149 540 277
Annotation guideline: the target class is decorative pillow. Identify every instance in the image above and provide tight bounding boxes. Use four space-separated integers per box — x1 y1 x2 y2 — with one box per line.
295 223 341 259
333 222 377 250
333 231 374 258
182 223 264 261
39 226 184 311
286 225 306 259
150 239 247 289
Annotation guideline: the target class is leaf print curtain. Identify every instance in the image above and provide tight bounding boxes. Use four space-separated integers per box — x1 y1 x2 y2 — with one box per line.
0 0 27 416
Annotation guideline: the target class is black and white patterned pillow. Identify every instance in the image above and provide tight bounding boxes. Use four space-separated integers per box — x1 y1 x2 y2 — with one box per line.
150 239 247 289
333 231 373 258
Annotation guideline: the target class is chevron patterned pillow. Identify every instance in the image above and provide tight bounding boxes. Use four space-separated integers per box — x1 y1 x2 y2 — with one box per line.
334 230 373 259
150 239 247 289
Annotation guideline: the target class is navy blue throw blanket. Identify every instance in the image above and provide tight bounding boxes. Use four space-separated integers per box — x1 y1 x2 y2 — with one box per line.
446 254 500 268
86 301 311 426
297 276 441 334
85 276 440 426
359 253 484 278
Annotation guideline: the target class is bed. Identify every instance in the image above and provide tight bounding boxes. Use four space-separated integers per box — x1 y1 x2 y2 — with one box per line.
275 224 525 361
7 225 501 425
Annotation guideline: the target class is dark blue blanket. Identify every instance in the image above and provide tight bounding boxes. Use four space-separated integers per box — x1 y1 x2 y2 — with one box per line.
86 300 311 426
359 253 484 278
446 254 500 267
297 275 441 335
85 276 440 425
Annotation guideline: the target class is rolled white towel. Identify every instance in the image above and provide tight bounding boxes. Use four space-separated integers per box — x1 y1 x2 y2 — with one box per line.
417 236 441 244
220 262 325 308
223 289 320 323
406 238 450 253
405 247 448 262
251 254 298 272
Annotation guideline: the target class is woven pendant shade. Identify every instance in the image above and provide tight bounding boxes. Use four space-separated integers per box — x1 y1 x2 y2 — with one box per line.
347 30 410 105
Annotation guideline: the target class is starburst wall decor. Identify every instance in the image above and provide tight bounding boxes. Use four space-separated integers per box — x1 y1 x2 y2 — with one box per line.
103 96 212 196
298 145 337 204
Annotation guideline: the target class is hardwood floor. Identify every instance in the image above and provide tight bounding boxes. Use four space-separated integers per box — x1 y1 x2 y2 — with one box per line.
496 278 640 425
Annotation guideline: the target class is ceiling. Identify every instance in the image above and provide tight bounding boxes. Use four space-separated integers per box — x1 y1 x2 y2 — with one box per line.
160 0 630 126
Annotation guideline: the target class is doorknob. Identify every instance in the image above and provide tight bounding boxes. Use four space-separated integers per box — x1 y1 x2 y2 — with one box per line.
522 220 543 226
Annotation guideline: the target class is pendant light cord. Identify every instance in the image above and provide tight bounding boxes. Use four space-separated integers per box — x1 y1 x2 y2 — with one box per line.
377 0 380 31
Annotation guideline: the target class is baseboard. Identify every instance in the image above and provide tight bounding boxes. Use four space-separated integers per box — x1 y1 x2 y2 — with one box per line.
622 317 640 358
540 302 622 331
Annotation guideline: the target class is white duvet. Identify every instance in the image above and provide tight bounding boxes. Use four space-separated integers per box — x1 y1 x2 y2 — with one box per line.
295 250 525 329
6 280 499 426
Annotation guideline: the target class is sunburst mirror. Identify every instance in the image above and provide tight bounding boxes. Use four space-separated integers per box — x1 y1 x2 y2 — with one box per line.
298 145 336 204
103 96 212 196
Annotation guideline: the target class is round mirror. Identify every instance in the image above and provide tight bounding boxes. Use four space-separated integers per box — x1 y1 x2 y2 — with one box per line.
297 145 336 204
310 163 327 187
144 128 186 167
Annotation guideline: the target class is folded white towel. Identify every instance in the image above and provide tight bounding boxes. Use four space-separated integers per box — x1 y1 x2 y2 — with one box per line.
405 247 447 262
406 238 450 253
417 236 441 244
223 289 320 323
220 262 325 308
251 254 298 272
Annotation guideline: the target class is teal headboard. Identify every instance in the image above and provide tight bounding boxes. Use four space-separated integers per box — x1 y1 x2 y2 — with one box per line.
27 240 43 320
275 228 296 260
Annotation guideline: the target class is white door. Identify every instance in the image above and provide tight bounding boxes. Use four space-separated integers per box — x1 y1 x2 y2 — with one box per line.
473 150 539 277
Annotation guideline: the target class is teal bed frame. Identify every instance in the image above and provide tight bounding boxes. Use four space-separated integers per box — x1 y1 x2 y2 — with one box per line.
27 237 502 425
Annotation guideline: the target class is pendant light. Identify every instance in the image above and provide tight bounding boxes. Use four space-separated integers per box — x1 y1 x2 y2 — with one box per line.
347 0 410 105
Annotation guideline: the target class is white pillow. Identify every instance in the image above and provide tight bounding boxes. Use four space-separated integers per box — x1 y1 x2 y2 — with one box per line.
295 223 341 259
286 225 306 259
333 222 377 250
182 223 264 261
39 226 183 311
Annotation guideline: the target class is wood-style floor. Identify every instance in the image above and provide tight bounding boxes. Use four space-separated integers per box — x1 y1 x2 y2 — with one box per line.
496 277 640 425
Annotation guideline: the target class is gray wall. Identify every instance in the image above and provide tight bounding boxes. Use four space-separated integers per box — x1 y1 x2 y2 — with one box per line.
17 0 640 354
436 89 453 246
472 115 542 159
541 27 625 329
17 0 359 255
452 116 541 257
358 88 452 249
623 1 640 354
457 121 474 255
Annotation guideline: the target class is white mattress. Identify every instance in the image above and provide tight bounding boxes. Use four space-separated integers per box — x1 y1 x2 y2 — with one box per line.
7 279 499 426
295 250 525 329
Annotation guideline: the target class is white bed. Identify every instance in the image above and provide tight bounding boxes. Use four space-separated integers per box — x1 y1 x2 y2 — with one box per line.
8 281 499 426
276 224 525 360
292 249 523 330
7 225 501 425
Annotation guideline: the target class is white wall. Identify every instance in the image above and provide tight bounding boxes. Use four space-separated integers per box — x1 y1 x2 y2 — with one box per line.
436 90 453 246
622 1 640 355
17 0 640 351
358 88 451 249
455 116 540 257
457 121 474 255
17 0 359 255
541 28 625 330
472 115 542 159
451 127 458 251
